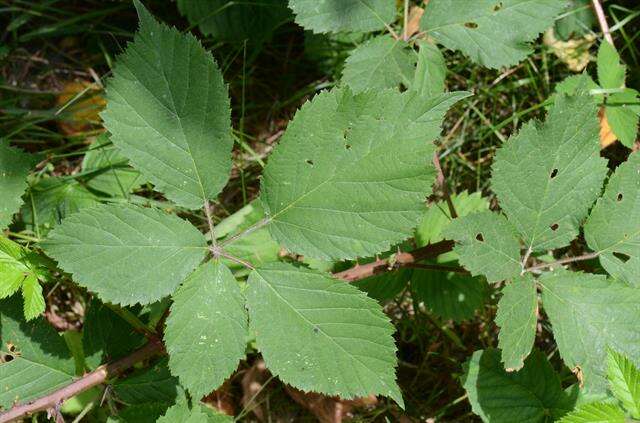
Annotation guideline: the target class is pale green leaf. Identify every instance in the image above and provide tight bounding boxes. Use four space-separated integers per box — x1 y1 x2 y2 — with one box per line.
584 153 640 286
101 0 233 209
496 274 537 371
247 262 403 405
157 400 232 423
605 89 639 148
421 0 565 68
492 94 607 252
554 0 596 41
43 204 207 305
288 0 395 34
463 348 573 422
0 142 35 229
21 275 45 321
558 402 626 423
261 87 470 260
164 262 247 399
607 349 640 418
113 359 178 406
443 211 521 283
342 36 415 93
541 271 640 394
597 42 625 89
412 41 446 97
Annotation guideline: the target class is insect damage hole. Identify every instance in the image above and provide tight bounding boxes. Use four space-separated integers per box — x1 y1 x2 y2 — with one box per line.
550 168 558 179
550 223 559 231
493 1 503 11
464 22 478 29
617 193 623 202
613 252 631 263
475 233 484 242
305 159 314 166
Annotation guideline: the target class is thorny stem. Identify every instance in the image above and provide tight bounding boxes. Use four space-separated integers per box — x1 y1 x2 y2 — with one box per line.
592 0 614 45
525 251 600 273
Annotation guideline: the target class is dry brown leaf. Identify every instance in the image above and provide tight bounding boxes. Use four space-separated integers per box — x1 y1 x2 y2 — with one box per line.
405 6 424 39
543 29 595 72
202 380 236 417
599 107 618 148
56 80 105 135
285 387 377 423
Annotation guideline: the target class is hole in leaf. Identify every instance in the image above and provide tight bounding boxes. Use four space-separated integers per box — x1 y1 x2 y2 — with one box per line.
1 354 13 363
306 159 314 166
464 22 478 29
313 326 320 334
617 193 623 202
550 223 559 231
345 144 351 150
493 1 503 11
550 168 558 179
613 252 631 263
475 233 484 242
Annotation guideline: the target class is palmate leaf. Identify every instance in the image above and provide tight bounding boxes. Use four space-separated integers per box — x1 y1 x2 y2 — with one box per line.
0 142 35 229
584 153 640 286
558 402 626 423
342 36 416 93
495 274 538 371
420 0 565 69
43 204 207 305
607 349 640 418
164 262 247 399
288 0 395 34
540 271 640 394
246 262 403 406
261 87 469 260
492 94 607 252
101 0 233 210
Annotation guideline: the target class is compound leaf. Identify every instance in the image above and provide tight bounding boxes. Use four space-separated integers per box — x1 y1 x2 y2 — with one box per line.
101 0 233 209
164 261 247 399
261 88 470 260
247 262 403 406
443 211 521 283
541 271 640 394
558 402 626 423
288 0 395 34
421 0 565 68
0 142 35 229
492 94 607 252
342 36 415 93
496 274 537 371
43 204 207 306
607 349 640 418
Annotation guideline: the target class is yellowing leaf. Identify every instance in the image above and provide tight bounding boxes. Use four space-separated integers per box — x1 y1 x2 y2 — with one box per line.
599 107 618 148
56 80 106 135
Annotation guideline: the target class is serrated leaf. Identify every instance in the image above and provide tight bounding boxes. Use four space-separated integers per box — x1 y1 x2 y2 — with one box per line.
353 268 411 302
113 358 178 406
443 211 521 283
157 401 232 423
20 275 45 321
107 402 169 423
246 262 403 406
421 0 565 69
492 94 607 252
554 0 596 41
496 274 537 371
541 271 640 394
605 89 639 148
43 204 207 305
0 142 35 229
164 261 247 399
584 153 640 286
597 42 625 90
101 0 233 209
607 349 640 418
288 0 395 34
0 297 75 409
261 87 470 260
463 348 572 422
412 41 446 97
342 36 416 93
558 402 626 423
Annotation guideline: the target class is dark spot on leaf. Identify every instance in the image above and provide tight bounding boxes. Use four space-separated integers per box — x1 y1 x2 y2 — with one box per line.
613 252 631 263
306 159 314 166
476 233 484 242
345 144 351 150
313 326 320 334
550 168 558 178
617 193 623 201
464 22 478 29
493 2 503 11
550 223 559 231
1 354 13 363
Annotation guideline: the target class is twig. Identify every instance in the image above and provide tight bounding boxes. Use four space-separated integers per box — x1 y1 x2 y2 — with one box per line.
592 0 614 45
203 199 217 247
525 251 600 272
403 262 469 275
403 0 409 41
215 249 255 271
432 152 458 219
220 217 269 247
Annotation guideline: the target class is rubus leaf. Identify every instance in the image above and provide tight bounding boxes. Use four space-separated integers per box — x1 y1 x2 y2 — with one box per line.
157 400 232 422
607 349 640 418
21 276 45 321
495 274 538 371
288 0 395 34
584 153 640 286
443 211 521 283
43 204 207 305
420 0 565 68
605 89 640 148
101 0 233 209
342 36 416 93
354 268 412 302
107 403 169 423
554 0 595 41
597 42 625 90
261 87 470 260
412 41 446 97
558 402 626 423
246 262 403 406
112 359 178 406
540 271 640 394
164 261 247 399
492 94 607 252
0 297 75 409
0 142 35 229
462 348 573 422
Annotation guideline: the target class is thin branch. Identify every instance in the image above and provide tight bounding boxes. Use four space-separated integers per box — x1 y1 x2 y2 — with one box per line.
215 249 255 271
525 251 600 272
403 0 409 41
220 217 269 247
0 339 164 423
203 199 217 247
432 151 458 219
403 262 469 275
592 0 614 45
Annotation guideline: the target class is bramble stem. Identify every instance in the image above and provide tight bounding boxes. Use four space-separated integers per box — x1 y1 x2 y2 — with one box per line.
525 252 600 272
592 0 614 45
204 199 217 247
433 151 458 219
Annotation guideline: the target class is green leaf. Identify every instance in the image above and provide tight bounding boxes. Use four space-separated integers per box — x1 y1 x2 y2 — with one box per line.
0 297 75 409
288 0 395 34
43 204 207 305
353 268 412 302
492 94 607 252
584 153 640 286
607 349 640 418
342 36 415 94
412 41 446 97
164 262 247 399
554 0 596 41
246 262 403 406
0 142 35 229
21 275 45 321
443 211 521 283
158 400 232 423
541 271 640 394
261 87 470 260
605 89 640 148
107 402 169 423
495 274 538 371
597 42 625 89
411 270 488 322
421 0 565 68
101 0 233 209
558 402 626 423
113 359 178 406
463 348 572 422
